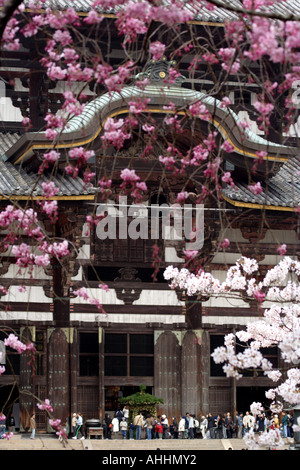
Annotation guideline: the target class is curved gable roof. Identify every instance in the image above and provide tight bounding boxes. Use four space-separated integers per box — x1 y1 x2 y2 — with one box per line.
3 83 299 208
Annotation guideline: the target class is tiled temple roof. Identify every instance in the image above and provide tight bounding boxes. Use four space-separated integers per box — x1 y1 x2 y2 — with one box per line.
0 159 95 198
39 0 300 22
223 157 300 210
1 80 298 204
0 132 21 155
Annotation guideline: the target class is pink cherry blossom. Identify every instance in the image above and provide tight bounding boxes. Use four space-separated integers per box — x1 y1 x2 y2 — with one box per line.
37 399 53 413
150 41 166 61
248 182 263 194
221 141 235 153
277 244 287 256
219 238 230 249
101 118 131 149
4 333 34 354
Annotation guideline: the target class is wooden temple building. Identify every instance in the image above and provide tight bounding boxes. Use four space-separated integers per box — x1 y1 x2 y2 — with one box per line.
0 1 299 432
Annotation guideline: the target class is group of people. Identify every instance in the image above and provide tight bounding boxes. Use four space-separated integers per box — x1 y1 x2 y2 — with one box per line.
200 410 295 440
1 406 295 441
100 408 295 440
239 410 295 438
102 411 177 440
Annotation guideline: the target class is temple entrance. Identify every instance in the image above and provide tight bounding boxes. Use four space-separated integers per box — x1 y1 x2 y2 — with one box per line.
0 384 20 430
105 386 152 413
236 386 271 415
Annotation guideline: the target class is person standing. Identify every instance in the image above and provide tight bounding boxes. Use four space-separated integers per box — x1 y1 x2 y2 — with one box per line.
133 411 144 440
256 413 265 434
161 414 169 439
8 414 15 434
207 413 215 439
104 414 112 440
194 415 199 439
112 414 120 439
225 412 233 439
237 413 244 438
30 413 36 440
120 417 128 439
75 413 85 440
71 413 77 438
123 406 129 422
145 414 154 440
273 414 280 429
178 416 186 439
170 417 178 439
129 421 135 440
243 411 254 433
155 420 163 439
216 415 224 439
188 414 195 439
116 409 123 424
200 416 208 439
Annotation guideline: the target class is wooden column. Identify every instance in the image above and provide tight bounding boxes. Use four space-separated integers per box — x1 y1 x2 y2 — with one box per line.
181 330 202 415
48 328 70 428
199 329 210 415
154 330 182 419
50 206 86 327
69 328 77 418
185 297 202 329
19 327 34 431
98 327 105 421
29 70 48 131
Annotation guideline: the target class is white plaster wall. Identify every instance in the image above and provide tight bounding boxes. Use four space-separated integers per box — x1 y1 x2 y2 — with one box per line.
2 285 50 303
0 97 23 121
0 311 52 321
202 315 262 326
71 287 123 305
258 229 298 244
133 289 184 306
71 312 186 324
1 264 51 280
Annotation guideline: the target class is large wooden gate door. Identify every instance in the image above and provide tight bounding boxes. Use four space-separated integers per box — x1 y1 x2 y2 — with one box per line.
48 328 70 426
77 384 99 422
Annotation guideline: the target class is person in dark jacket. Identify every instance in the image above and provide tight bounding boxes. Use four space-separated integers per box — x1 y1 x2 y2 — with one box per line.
225 412 234 438
256 413 265 433
207 413 215 439
8 414 15 433
104 414 112 439
216 415 224 439
170 417 178 439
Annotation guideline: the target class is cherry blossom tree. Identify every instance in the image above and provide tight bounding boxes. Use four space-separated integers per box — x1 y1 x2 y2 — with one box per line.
164 255 300 449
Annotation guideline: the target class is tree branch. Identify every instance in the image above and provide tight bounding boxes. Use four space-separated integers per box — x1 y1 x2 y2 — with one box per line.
0 0 24 42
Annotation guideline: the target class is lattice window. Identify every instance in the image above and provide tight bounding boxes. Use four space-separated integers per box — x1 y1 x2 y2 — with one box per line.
77 385 99 421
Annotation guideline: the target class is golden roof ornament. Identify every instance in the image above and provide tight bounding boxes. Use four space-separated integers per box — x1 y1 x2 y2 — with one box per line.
136 57 186 86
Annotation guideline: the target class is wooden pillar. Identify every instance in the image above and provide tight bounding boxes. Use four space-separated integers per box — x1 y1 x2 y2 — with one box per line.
69 328 77 418
19 327 34 431
185 297 202 329
29 70 48 131
52 260 70 327
50 207 86 327
48 328 70 428
98 327 105 421
181 330 202 415
154 330 182 419
199 329 210 415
